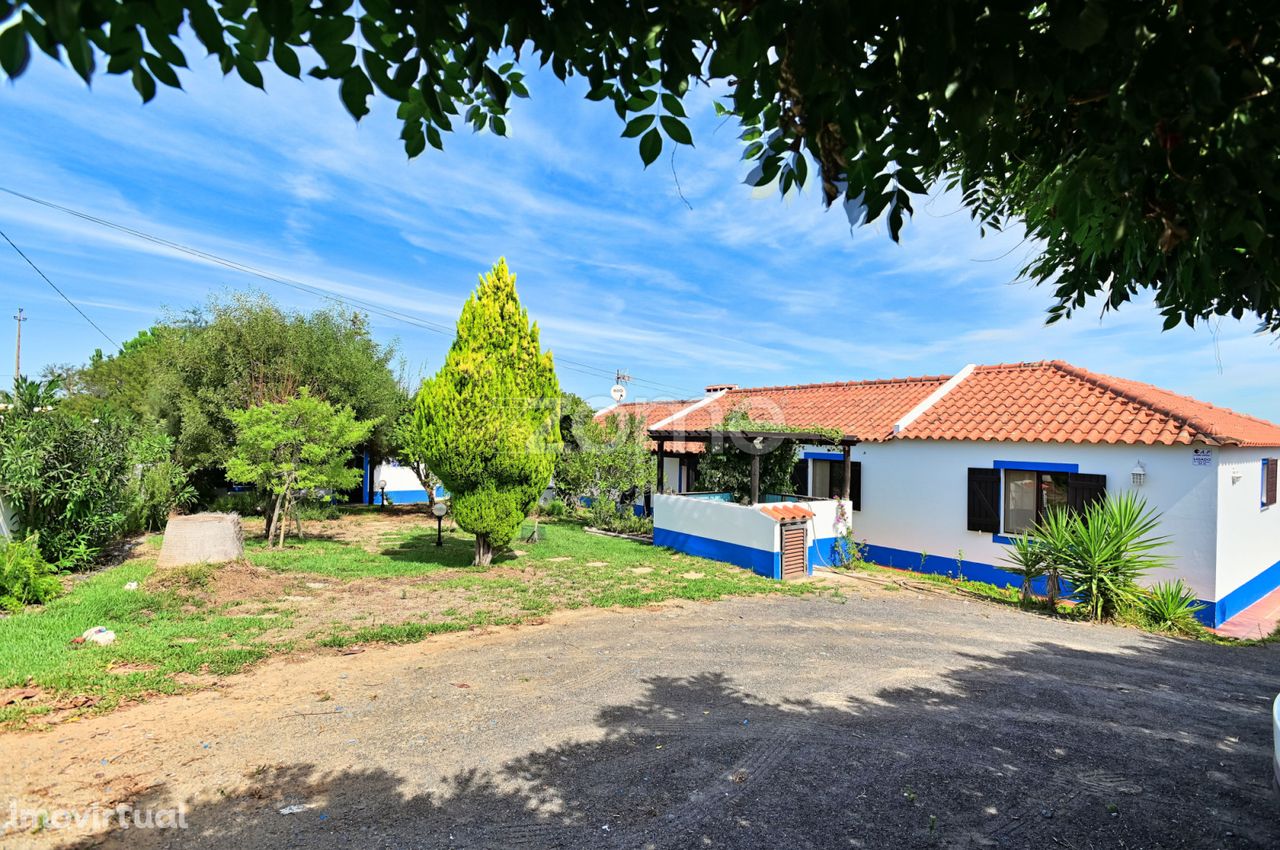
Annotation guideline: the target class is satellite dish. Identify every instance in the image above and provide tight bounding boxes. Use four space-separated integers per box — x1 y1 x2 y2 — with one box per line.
610 384 627 402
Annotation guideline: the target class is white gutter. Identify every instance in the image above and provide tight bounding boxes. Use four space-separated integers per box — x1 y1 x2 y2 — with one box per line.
893 364 976 435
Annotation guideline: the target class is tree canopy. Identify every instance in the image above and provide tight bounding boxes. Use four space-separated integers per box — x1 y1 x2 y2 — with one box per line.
70 294 404 476
411 258 560 566
2 2 1277 330
226 389 375 546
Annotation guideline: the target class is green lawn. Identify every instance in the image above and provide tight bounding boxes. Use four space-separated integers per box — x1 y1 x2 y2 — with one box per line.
0 561 287 726
0 518 806 727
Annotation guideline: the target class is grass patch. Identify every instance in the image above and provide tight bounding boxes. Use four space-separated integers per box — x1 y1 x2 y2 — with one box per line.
0 561 287 727
2 517 808 725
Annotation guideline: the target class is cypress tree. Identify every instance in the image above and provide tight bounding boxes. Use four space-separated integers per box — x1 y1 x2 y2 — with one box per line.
412 259 561 565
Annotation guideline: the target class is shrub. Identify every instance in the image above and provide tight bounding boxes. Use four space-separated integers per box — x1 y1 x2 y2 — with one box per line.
998 532 1049 604
1135 580 1206 635
125 432 197 532
0 535 62 612
208 491 265 516
295 498 343 521
544 498 569 519
0 410 138 568
1030 493 1169 622
585 498 651 534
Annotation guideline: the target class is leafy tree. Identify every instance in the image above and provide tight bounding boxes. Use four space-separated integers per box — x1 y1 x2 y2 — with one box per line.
555 408 655 511
225 390 375 547
3 3 1278 330
71 295 402 482
411 259 560 566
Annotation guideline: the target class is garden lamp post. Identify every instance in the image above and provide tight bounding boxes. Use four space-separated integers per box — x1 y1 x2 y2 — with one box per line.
378 479 387 507
432 501 448 547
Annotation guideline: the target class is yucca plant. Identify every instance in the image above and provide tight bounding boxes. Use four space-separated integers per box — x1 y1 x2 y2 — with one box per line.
1056 493 1169 622
1002 532 1048 608
1137 580 1206 635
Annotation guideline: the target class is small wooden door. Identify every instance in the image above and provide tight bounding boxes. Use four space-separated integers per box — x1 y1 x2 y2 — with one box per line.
780 523 808 579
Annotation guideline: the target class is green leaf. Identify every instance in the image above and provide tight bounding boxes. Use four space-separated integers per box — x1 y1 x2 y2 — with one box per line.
131 66 156 103
0 22 29 78
639 127 662 167
144 53 181 89
66 31 95 83
661 92 686 118
274 42 301 78
1055 1 1109 51
236 56 264 89
339 68 373 120
402 125 426 157
621 113 654 138
660 115 692 146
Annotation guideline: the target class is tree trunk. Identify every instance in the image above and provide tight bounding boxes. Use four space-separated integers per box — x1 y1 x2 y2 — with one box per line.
276 490 294 548
1046 567 1060 612
473 534 493 567
267 492 285 546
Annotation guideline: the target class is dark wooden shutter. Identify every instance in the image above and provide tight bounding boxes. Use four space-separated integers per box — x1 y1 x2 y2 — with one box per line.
1067 473 1107 514
967 468 1000 532
849 461 862 511
1267 459 1278 506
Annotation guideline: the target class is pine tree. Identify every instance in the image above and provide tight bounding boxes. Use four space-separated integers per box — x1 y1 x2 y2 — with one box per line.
412 259 561 566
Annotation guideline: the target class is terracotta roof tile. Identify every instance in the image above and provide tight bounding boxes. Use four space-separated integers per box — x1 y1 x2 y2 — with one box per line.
650 375 950 443
760 504 815 522
596 399 706 453
897 361 1280 446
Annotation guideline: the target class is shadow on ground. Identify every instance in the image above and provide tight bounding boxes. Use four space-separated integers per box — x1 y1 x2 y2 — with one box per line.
67 635 1280 849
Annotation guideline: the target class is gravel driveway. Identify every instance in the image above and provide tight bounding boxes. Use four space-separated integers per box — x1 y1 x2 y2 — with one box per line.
7 586 1280 849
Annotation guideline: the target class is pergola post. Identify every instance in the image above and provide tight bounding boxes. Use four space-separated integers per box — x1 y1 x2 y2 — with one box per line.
750 453 760 504
656 440 667 493
842 444 851 501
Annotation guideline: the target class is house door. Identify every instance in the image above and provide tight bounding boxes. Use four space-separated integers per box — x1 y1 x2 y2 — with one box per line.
780 523 808 579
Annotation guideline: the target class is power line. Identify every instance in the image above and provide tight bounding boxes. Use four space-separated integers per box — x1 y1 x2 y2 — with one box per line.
0 228 118 349
0 186 701 398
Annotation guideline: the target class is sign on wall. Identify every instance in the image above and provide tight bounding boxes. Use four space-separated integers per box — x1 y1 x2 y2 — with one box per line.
1192 448 1214 466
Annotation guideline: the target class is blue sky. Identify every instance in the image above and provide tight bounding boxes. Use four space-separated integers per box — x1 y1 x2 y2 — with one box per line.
2 48 1278 418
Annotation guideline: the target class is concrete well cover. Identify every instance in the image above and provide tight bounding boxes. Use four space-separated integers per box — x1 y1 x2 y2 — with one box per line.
157 513 245 567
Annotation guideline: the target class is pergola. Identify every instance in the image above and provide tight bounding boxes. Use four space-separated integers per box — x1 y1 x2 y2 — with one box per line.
646 428 861 505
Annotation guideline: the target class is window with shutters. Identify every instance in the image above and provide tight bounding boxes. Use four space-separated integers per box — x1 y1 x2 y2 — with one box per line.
968 467 1105 535
1263 458 1278 508
809 459 862 509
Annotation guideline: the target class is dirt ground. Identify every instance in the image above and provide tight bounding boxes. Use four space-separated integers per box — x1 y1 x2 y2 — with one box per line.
2 585 1278 849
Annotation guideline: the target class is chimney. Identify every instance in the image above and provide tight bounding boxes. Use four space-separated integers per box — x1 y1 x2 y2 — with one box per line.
704 384 738 395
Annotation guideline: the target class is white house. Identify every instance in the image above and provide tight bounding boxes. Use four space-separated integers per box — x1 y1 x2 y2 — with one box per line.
604 361 1280 629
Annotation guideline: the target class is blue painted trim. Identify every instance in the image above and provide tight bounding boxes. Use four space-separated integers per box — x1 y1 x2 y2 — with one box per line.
991 534 1015 546
803 451 843 461
1201 556 1280 627
654 528 780 579
362 452 372 504
1262 458 1270 510
810 538 1064 596
374 488 430 505
993 459 1080 473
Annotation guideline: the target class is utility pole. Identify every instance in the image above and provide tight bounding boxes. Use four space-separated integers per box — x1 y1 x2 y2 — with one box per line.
13 308 25 379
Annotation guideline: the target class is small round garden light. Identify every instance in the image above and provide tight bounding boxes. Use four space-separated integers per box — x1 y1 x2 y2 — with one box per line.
378 478 387 507
432 500 448 547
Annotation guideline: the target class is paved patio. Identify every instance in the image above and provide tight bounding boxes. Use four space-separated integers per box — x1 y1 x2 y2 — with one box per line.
1215 585 1280 640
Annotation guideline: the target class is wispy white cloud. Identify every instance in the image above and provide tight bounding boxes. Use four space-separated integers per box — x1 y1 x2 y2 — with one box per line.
2 43 1279 418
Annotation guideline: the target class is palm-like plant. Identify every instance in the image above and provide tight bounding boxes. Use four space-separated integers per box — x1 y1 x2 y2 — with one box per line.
1002 532 1048 608
1039 493 1169 621
1137 580 1206 635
